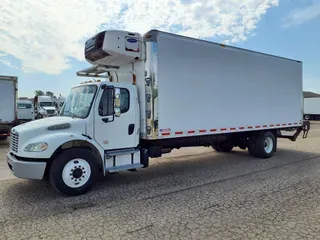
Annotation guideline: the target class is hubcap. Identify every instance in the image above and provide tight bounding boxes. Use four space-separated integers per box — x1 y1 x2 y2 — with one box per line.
264 137 273 154
62 158 91 188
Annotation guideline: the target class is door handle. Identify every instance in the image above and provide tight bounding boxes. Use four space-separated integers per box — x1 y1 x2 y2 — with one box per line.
128 124 135 135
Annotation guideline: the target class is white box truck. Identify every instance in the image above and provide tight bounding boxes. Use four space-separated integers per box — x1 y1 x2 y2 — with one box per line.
0 75 18 141
303 97 320 120
6 30 310 196
17 99 35 124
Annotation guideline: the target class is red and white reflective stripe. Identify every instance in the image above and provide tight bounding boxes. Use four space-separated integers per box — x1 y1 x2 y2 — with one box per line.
161 122 302 136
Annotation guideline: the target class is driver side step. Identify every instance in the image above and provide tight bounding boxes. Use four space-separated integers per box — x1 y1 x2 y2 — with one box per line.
104 148 143 173
106 163 143 173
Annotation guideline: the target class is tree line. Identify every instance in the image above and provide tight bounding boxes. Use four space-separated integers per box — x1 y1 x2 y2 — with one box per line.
34 90 58 100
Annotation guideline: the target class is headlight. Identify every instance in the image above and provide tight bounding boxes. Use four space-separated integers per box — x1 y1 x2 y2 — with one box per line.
24 142 48 152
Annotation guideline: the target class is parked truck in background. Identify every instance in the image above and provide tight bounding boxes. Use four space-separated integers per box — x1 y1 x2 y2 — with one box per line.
17 99 35 124
6 29 310 196
303 97 320 120
55 95 66 114
34 95 58 119
0 75 17 141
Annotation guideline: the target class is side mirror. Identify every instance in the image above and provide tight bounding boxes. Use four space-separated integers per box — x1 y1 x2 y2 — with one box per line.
114 88 121 117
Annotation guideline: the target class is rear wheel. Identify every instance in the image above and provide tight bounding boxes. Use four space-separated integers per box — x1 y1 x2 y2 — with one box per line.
49 148 99 196
248 131 276 159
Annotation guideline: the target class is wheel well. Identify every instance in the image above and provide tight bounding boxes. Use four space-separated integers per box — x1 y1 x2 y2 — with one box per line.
44 140 103 178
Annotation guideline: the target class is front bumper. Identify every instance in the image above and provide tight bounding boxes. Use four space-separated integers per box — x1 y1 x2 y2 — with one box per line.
6 152 47 180
43 115 56 118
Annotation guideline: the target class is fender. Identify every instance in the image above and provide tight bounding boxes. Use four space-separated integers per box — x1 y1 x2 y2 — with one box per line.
18 132 105 161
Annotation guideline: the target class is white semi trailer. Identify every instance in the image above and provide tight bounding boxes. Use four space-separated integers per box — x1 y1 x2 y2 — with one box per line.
7 29 310 196
303 97 320 120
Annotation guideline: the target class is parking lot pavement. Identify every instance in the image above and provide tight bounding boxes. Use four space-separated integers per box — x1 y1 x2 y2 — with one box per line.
1 124 320 239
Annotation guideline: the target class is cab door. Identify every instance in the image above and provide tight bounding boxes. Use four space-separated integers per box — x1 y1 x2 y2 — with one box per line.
93 83 139 150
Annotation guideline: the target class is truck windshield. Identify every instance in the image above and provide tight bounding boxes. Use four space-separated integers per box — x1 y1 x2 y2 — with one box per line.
60 85 97 118
40 102 54 107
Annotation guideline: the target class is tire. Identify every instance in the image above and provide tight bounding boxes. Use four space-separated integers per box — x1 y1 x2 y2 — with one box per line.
212 141 234 152
0 136 7 141
248 131 276 159
49 148 99 196
304 115 310 120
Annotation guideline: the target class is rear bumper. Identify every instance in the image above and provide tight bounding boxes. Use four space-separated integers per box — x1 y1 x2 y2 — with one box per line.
0 124 14 135
6 152 47 180
0 132 10 137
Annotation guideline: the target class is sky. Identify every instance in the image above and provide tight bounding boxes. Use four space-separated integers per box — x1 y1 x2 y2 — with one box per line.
0 0 319 97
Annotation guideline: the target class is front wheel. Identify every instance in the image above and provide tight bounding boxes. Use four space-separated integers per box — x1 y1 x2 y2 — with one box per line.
49 148 99 196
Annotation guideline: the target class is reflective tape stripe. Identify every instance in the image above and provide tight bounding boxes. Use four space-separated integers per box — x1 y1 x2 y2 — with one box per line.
161 122 302 136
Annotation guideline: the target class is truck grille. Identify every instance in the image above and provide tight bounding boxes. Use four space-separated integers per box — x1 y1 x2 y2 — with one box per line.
10 131 19 152
47 110 55 114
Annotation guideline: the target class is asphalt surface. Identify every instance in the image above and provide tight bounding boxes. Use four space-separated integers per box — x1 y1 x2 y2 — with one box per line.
1 123 320 239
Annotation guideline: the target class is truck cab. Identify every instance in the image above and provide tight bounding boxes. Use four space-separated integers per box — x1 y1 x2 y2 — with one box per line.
59 80 140 151
7 30 145 196
34 96 58 119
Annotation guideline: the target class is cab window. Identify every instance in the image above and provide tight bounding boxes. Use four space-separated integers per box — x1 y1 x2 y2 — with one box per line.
99 88 130 116
119 88 130 113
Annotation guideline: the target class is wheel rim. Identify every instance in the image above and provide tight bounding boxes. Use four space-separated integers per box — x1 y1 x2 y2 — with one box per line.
264 137 273 154
62 158 91 188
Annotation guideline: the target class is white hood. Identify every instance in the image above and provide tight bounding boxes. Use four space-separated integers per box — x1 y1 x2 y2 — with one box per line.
12 116 86 139
11 116 87 156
